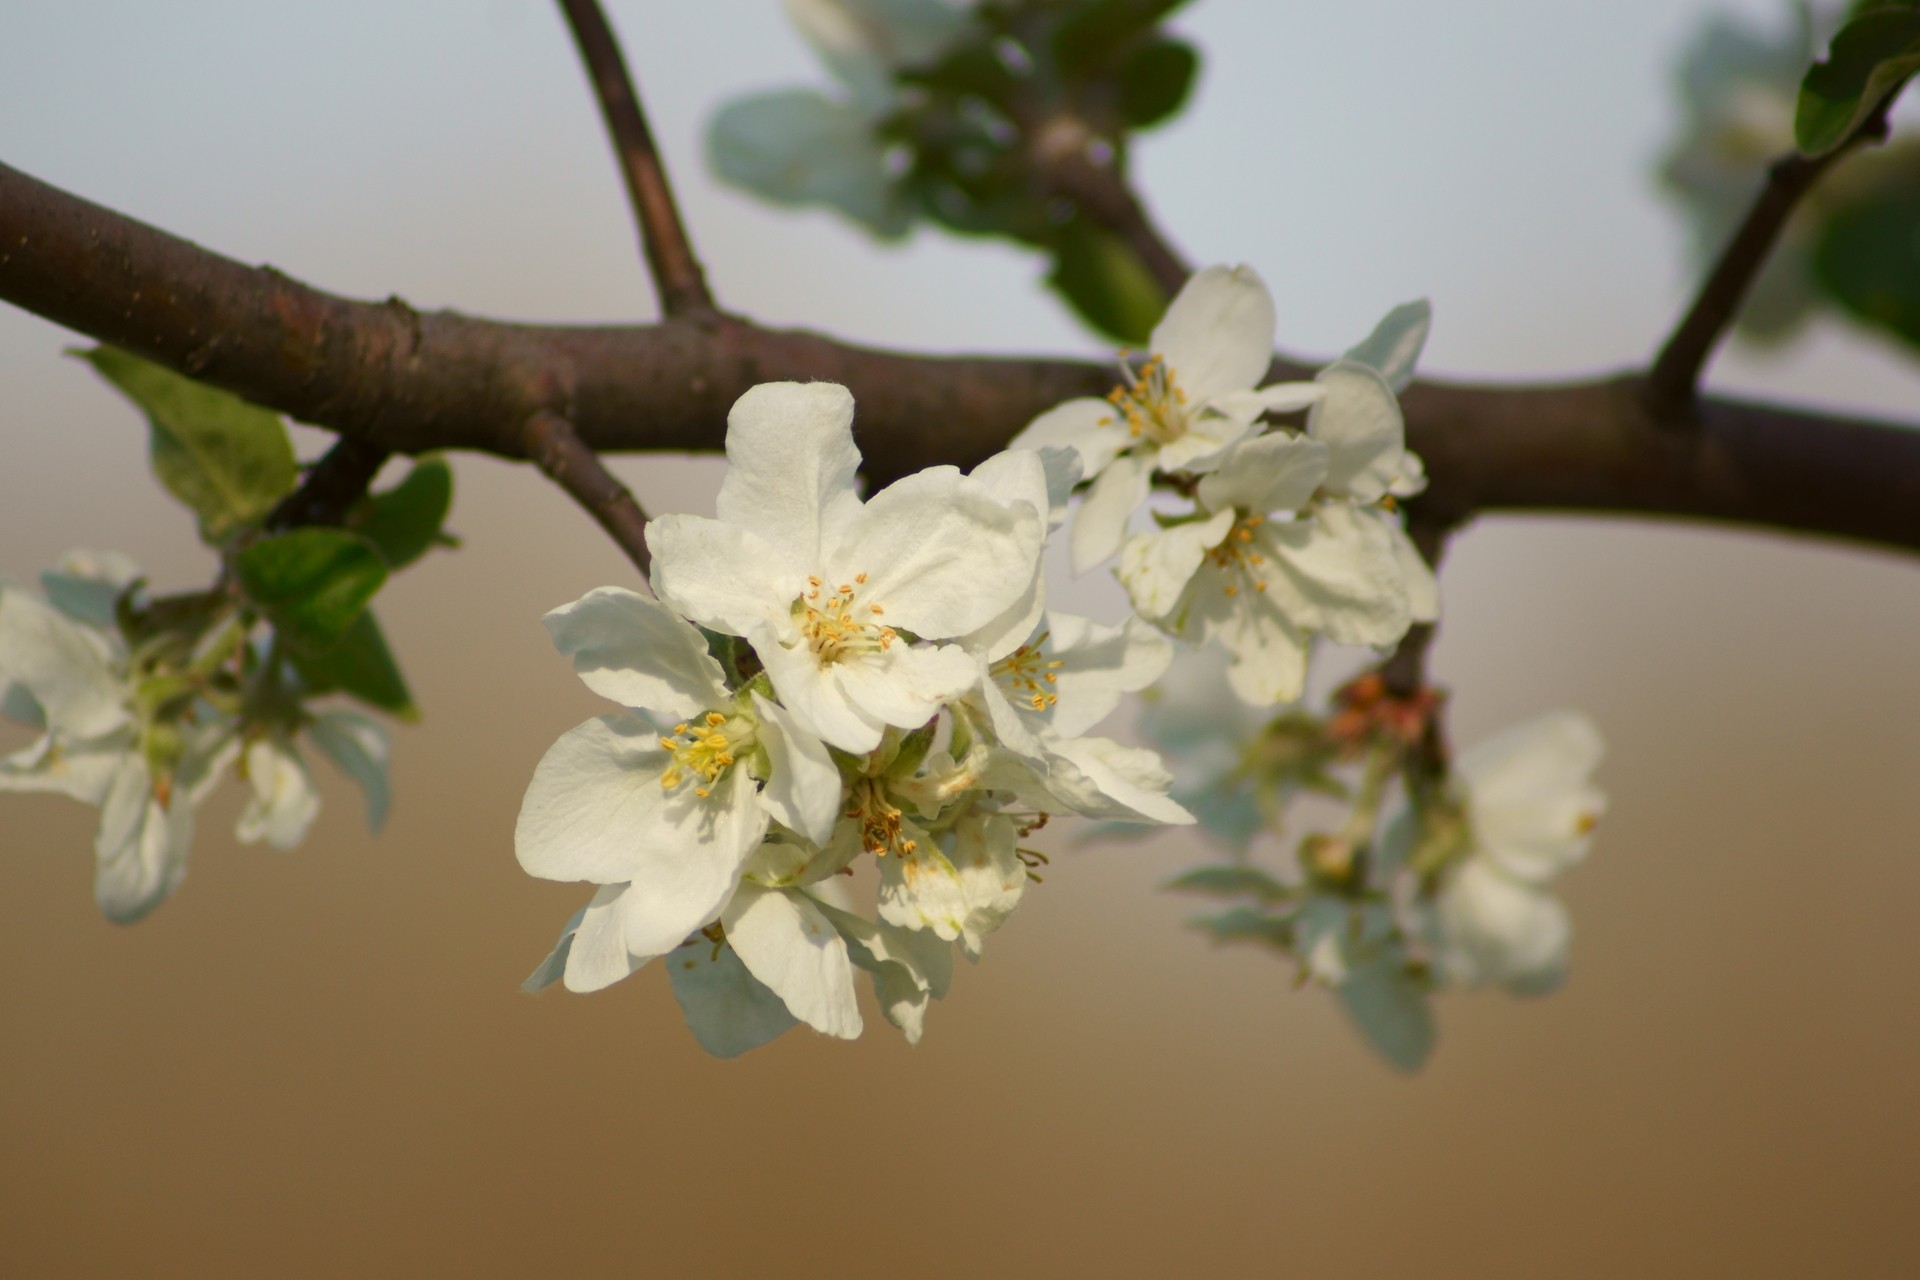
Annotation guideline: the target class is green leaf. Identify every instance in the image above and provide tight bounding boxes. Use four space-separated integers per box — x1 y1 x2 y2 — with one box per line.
235 528 388 655
288 609 417 721
73 346 297 543
349 456 453 570
1118 39 1198 128
1812 174 1920 349
1055 0 1191 80
708 90 912 238
1167 865 1292 902
1047 221 1169 344
1193 906 1292 947
1795 7 1920 156
1336 958 1435 1074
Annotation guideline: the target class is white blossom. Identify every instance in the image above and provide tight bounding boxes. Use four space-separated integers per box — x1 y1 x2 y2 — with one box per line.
1013 265 1322 573
1117 429 1407 706
1413 712 1607 994
514 585 839 993
648 381 1045 755
0 560 238 922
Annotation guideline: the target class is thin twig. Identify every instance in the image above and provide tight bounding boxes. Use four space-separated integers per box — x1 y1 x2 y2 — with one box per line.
265 438 392 532
524 410 653 576
554 0 714 316
1646 102 1893 417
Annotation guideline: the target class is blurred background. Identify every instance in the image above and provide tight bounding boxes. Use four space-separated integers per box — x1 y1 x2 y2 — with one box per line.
3 1 1918 1275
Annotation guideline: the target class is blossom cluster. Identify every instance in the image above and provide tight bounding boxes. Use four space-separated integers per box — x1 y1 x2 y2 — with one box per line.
1014 265 1437 707
1149 648 1606 1071
0 551 388 921
517 382 1189 1056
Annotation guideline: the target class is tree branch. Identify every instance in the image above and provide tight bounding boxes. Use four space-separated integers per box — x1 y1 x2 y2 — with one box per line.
554 0 714 316
1646 104 1893 417
523 410 652 576
5 160 1920 559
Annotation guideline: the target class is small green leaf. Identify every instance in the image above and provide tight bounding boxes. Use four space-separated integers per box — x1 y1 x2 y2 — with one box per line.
1054 0 1191 80
349 456 454 570
1795 7 1920 156
73 346 297 543
1047 221 1169 344
1167 865 1293 902
901 41 1020 104
708 90 912 238
1812 174 1920 349
1193 906 1292 947
1118 39 1198 128
1336 958 1435 1074
235 528 388 655
288 609 417 721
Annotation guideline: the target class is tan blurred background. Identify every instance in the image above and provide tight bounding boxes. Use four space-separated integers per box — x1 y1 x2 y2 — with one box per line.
4 2 1919 1276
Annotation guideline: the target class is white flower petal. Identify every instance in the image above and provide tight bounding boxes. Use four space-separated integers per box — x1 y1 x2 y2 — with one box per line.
1011 397 1131 481
1261 503 1411 647
836 466 1040 639
1342 299 1432 394
665 937 800 1059
0 729 128 805
722 882 862 1039
716 381 864 560
235 736 320 850
1376 514 1440 624
1150 264 1277 403
0 584 129 740
1017 612 1171 741
515 714 767 952
1071 451 1155 575
1459 712 1606 884
92 758 190 925
830 642 977 739
1182 566 1312 705
1117 507 1236 623
1197 433 1329 517
1040 735 1195 826
753 630 888 754
751 692 842 846
542 586 731 719
1435 859 1572 994
563 883 655 994
520 901 589 993
647 515 796 637
959 450 1054 661
1308 362 1407 503
814 897 953 1042
306 709 391 833
946 810 1029 959
876 838 970 942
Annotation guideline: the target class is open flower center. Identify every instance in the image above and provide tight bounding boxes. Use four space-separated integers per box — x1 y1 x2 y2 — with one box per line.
1205 513 1270 597
792 572 897 665
658 711 755 799
847 777 919 858
1102 353 1190 446
991 632 1065 712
